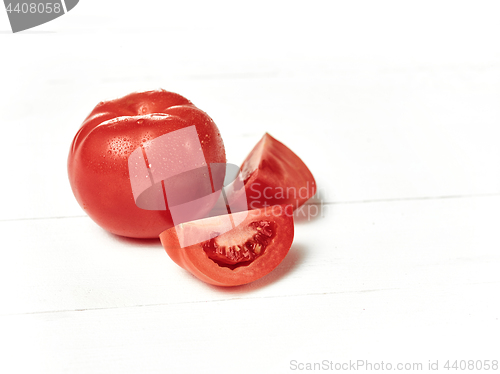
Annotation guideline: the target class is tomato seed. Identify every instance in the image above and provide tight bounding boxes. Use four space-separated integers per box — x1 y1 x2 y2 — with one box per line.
203 220 276 269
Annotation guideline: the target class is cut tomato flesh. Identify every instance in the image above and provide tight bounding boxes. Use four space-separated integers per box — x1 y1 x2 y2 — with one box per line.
160 206 294 286
203 220 276 268
227 133 316 212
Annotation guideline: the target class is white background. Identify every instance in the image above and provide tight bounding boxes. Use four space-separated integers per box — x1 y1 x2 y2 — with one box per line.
1 1 499 373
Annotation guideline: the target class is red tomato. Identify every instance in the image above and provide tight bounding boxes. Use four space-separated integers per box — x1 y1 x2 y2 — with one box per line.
68 89 226 238
160 205 294 286
228 133 316 211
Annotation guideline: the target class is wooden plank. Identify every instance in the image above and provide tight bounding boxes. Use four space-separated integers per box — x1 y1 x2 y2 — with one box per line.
1 282 498 373
1 195 498 316
1 64 499 220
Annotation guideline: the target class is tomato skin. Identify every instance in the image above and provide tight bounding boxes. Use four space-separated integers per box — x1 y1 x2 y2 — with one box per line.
68 90 226 238
230 133 316 212
160 206 294 286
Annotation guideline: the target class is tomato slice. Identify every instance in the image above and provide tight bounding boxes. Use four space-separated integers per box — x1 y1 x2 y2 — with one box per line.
228 133 316 212
160 205 294 286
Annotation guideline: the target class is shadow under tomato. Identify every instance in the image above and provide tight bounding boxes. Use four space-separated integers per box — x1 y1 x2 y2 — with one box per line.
294 188 333 225
293 203 325 225
205 243 308 293
106 231 163 249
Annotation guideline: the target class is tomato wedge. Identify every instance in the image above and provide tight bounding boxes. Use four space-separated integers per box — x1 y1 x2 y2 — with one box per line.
160 205 294 286
228 133 316 212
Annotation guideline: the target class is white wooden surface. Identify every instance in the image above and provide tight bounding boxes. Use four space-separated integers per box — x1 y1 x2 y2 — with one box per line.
1 1 499 373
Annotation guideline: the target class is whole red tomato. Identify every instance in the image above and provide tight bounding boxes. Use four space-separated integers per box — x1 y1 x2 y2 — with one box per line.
68 90 226 238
